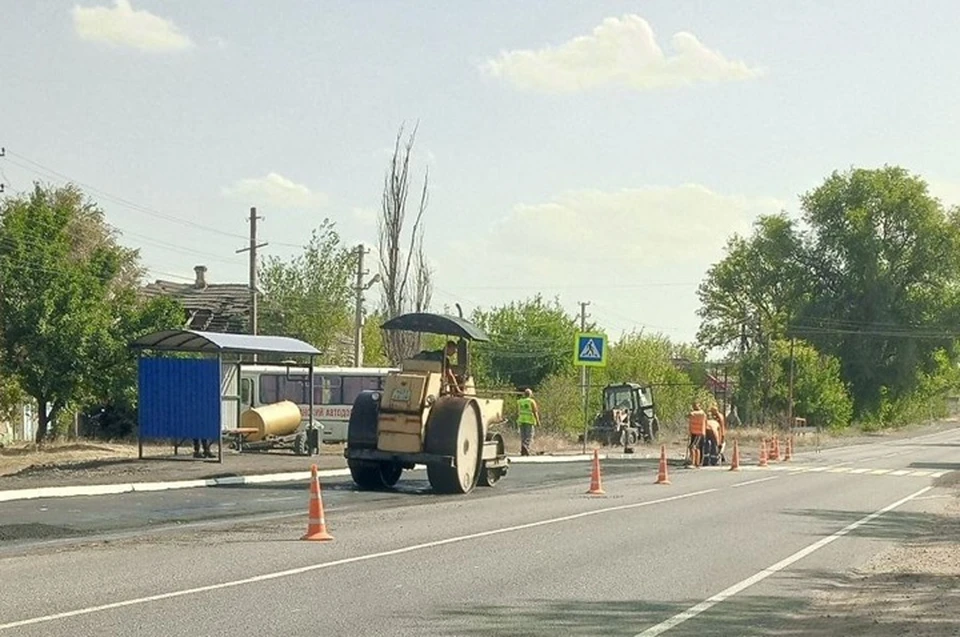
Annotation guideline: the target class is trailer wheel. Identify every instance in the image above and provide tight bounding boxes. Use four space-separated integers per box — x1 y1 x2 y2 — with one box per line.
293 432 309 456
478 432 506 487
348 459 403 490
424 397 482 494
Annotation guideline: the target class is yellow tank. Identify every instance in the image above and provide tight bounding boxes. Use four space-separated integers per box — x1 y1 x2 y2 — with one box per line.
241 400 302 442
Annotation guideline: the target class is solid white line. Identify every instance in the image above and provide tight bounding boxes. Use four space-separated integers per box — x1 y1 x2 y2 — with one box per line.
0 487 719 631
633 485 933 636
730 476 779 488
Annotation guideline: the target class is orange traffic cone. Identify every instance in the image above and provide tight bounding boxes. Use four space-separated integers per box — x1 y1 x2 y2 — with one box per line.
301 464 334 541
759 440 769 467
587 448 605 495
655 444 671 484
729 439 741 471
784 436 792 461
772 437 781 461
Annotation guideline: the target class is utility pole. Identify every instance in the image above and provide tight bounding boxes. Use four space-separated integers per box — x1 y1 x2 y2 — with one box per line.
352 244 381 367
1 147 6 193
579 300 591 453
236 207 267 359
787 335 796 428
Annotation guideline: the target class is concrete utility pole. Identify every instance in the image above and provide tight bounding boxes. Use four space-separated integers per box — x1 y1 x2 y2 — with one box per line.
1 147 6 193
236 207 268 360
579 300 591 453
352 244 381 367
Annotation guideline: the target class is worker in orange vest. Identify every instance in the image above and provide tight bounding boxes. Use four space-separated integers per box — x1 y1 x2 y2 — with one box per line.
687 401 707 467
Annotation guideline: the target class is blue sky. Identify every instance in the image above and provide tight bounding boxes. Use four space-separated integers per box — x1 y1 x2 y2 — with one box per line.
3 0 959 345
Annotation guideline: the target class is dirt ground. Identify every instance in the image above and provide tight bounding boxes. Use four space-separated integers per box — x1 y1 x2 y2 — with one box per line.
793 471 960 636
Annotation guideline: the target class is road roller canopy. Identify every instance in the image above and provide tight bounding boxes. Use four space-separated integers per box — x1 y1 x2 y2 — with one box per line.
380 312 491 342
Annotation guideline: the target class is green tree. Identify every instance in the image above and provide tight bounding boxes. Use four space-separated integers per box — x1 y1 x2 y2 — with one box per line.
258 219 357 363
737 339 853 429
0 183 182 442
794 166 960 413
469 295 590 390
696 213 808 352
359 308 391 367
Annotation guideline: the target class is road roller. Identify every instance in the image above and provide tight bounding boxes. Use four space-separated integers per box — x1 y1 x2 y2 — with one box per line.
343 311 510 494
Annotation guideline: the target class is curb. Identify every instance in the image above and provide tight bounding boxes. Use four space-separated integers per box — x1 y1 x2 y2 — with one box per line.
0 453 604 503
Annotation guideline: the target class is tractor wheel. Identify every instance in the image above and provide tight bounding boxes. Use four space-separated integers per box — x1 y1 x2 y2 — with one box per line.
424 397 483 494
348 459 403 490
478 432 506 487
646 416 661 443
347 390 380 450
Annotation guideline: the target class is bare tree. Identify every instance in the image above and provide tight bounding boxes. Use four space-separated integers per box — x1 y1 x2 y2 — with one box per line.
378 121 434 364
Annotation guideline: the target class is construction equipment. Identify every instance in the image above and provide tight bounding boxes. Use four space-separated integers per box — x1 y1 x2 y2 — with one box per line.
580 382 660 450
342 310 510 494
224 400 316 455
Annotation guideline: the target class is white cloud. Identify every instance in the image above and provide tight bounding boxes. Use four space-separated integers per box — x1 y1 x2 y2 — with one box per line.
490 184 783 265
479 14 762 93
72 0 193 52
221 173 329 210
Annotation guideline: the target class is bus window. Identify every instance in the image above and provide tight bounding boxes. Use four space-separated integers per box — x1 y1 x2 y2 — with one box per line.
240 378 253 407
342 376 385 405
259 374 308 404
313 375 342 405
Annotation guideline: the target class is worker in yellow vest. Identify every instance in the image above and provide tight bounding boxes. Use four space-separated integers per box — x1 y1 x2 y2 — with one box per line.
516 388 541 456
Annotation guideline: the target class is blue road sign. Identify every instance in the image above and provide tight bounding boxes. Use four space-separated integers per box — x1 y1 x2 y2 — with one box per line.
574 332 607 367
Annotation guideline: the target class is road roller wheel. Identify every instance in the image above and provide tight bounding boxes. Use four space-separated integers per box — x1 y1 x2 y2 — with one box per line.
347 390 380 450
478 432 506 487
348 459 403 490
424 397 482 494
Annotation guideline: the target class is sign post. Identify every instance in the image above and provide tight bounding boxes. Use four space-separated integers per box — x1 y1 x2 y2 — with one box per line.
574 332 607 452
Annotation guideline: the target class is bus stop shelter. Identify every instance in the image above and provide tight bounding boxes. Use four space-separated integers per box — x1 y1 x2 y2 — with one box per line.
129 329 322 464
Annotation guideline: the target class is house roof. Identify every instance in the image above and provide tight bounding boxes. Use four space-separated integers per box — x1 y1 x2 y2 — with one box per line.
141 278 250 333
130 329 321 356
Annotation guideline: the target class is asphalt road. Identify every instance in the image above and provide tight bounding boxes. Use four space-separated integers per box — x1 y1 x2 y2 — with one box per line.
0 426 958 636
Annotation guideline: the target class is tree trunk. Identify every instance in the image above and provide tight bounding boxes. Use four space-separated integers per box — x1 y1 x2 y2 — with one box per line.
35 397 48 444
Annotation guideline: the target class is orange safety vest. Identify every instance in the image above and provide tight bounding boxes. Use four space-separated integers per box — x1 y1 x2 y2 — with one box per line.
688 410 706 436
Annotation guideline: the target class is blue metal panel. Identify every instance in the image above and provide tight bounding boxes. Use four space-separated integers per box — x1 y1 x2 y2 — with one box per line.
138 357 221 440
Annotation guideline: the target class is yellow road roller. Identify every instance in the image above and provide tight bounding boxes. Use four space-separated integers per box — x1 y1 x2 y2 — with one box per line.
343 311 509 494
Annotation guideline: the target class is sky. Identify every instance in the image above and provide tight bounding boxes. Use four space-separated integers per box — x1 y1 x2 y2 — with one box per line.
2 0 959 346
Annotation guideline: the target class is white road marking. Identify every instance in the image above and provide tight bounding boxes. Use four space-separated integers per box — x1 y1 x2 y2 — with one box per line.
0 487 720 631
890 470 910 476
848 468 870 474
930 471 947 478
908 471 931 477
633 485 933 636
828 467 852 473
869 469 891 475
731 476 779 488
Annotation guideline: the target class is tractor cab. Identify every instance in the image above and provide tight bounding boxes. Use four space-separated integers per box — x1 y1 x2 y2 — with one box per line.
603 382 655 420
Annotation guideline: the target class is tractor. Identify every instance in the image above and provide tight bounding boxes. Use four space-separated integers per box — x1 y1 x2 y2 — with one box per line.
342 311 510 494
581 382 660 449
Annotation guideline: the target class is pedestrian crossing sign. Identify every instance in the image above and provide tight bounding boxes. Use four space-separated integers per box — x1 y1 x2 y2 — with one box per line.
574 332 607 367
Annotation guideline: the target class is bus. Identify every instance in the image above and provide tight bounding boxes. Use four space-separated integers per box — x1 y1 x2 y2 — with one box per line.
239 364 398 444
